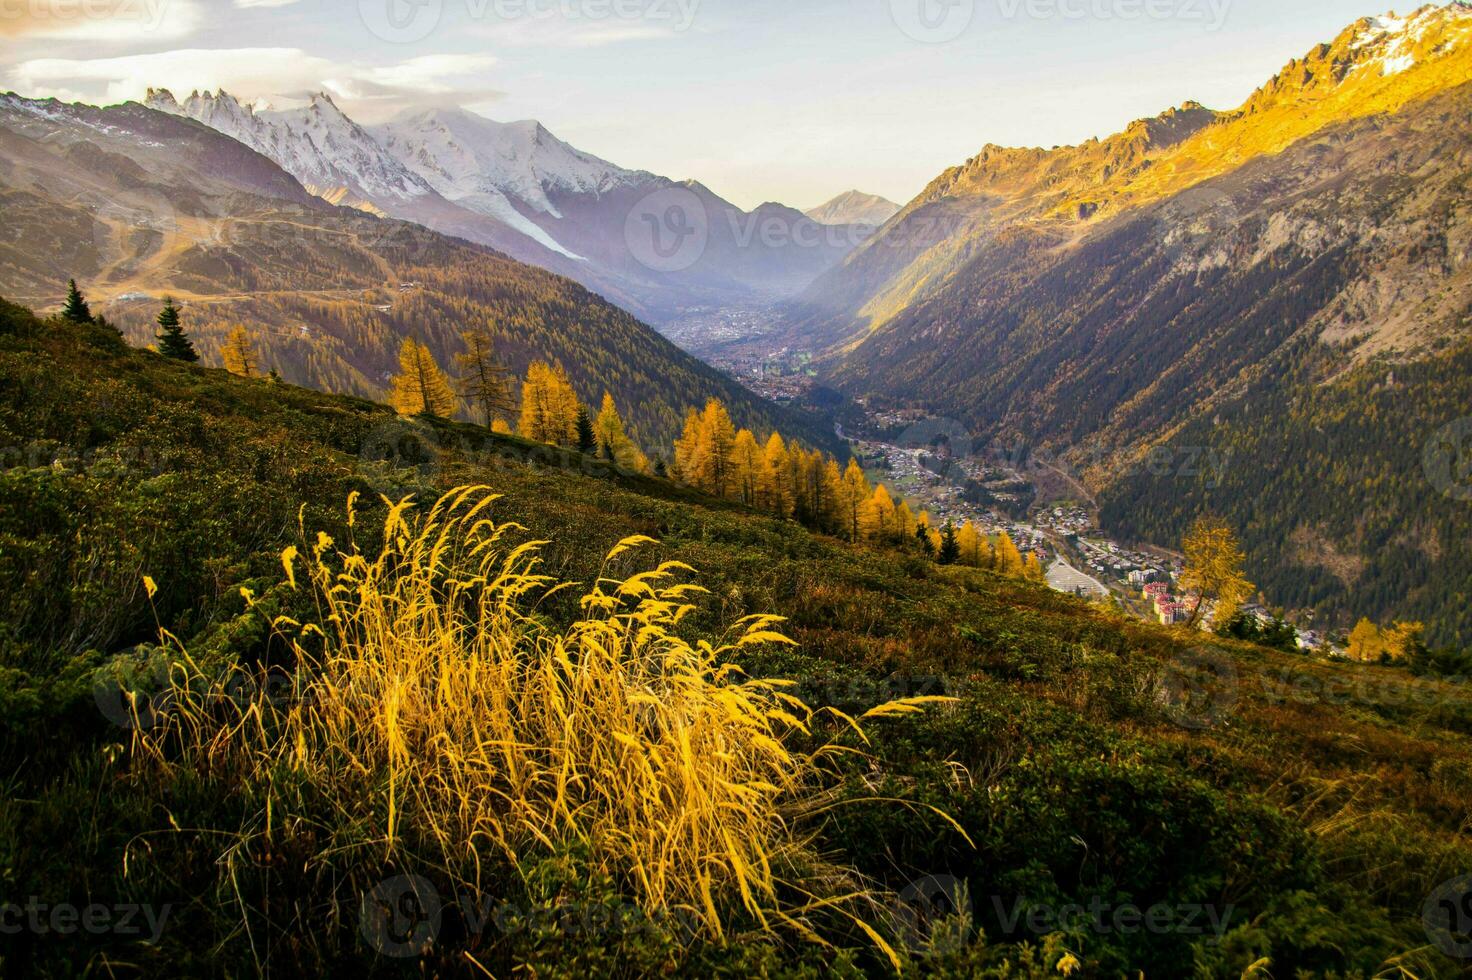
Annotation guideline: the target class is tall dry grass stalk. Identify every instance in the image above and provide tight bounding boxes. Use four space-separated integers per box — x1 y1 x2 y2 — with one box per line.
133 487 955 964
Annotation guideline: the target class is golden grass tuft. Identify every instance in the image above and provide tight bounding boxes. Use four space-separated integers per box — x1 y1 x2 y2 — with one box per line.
134 486 956 963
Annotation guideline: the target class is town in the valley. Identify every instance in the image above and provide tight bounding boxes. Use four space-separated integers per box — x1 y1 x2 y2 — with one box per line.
667 312 1338 656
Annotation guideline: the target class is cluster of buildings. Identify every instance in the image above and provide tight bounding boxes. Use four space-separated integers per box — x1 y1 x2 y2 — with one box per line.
1035 504 1094 537
1144 582 1198 626
1076 537 1180 586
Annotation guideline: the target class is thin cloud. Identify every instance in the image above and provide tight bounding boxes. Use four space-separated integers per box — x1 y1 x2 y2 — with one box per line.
8 47 501 116
477 17 684 49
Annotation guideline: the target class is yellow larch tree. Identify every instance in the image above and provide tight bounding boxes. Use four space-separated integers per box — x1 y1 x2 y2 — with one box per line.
389 338 458 418
455 326 515 428
1179 516 1254 628
994 531 1024 577
593 392 648 472
730 429 763 506
870 484 897 543
673 408 703 483
895 500 917 542
519 361 580 445
221 325 259 378
957 521 983 568
759 433 793 517
839 458 873 542
697 400 738 497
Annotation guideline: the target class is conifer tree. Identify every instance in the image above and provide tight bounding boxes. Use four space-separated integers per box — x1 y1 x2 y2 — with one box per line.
1180 516 1254 628
938 523 961 565
673 408 703 483
870 484 896 542
61 279 92 324
388 338 457 418
814 458 843 533
155 298 198 362
697 400 738 497
957 521 983 567
730 429 763 506
221 325 259 378
994 531 1024 577
455 327 515 428
518 361 579 445
915 521 935 557
840 458 872 541
268 366 283 384
760 433 793 517
575 406 597 454
896 501 917 542
594 393 648 472
1024 552 1045 582
1347 618 1383 662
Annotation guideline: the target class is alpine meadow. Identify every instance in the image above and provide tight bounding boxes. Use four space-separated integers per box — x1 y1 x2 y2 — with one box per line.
2 1 1472 977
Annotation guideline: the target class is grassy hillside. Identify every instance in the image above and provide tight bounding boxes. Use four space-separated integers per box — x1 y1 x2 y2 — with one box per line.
2 299 1471 977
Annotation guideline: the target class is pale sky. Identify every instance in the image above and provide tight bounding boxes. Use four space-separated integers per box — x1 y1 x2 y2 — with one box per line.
1 0 1426 209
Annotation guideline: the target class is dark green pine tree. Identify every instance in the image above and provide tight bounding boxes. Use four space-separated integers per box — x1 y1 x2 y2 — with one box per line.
575 406 596 455
61 279 92 324
937 522 961 565
268 366 282 384
915 523 935 557
154 298 198 362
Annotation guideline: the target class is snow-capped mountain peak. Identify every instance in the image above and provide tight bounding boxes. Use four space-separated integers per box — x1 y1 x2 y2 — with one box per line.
145 87 433 210
1346 2 1472 75
371 106 648 220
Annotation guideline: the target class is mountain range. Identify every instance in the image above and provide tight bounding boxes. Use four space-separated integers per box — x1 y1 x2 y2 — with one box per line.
143 89 867 323
785 2 1472 644
0 92 834 450
803 190 901 228
1 3 1468 640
